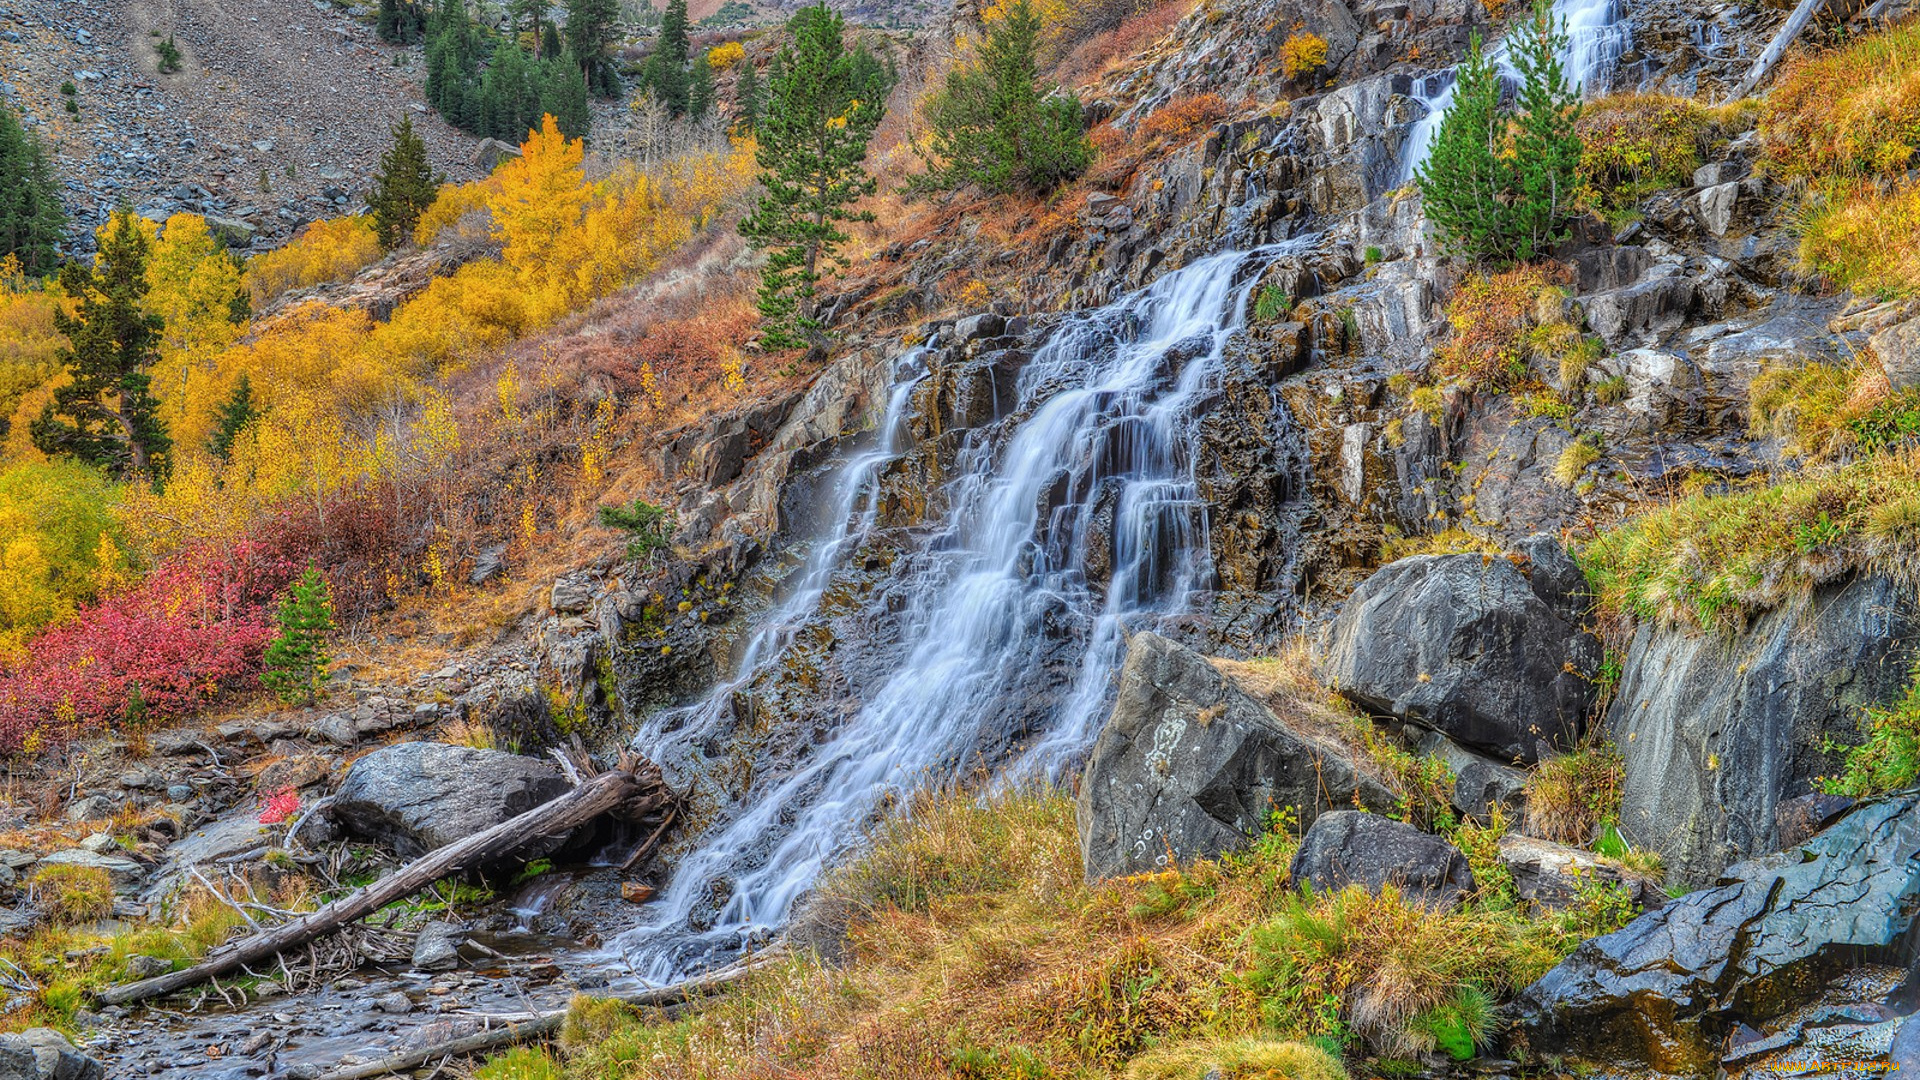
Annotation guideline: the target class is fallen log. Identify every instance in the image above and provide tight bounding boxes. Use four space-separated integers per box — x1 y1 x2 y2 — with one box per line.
314 958 772 1080
98 769 647 1006
1730 0 1829 100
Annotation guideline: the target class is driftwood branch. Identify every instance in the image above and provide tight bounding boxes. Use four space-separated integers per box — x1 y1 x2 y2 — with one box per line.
314 959 770 1080
98 770 647 1006
1731 0 1830 99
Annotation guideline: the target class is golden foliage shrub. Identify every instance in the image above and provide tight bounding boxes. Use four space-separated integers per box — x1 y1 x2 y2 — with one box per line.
706 40 745 69
0 256 66 425
1280 31 1329 80
0 461 128 655
414 177 497 247
243 216 383 305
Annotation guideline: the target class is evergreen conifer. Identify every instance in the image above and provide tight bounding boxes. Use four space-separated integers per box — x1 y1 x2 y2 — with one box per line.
1415 0 1583 264
260 565 334 705
920 0 1090 194
207 373 258 461
639 0 691 114
0 101 66 276
737 4 884 355
370 116 443 249
31 210 173 485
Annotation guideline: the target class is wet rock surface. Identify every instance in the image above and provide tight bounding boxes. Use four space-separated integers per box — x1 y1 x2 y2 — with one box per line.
1077 632 1395 882
1510 791 1920 1075
1607 574 1920 886
1316 539 1601 763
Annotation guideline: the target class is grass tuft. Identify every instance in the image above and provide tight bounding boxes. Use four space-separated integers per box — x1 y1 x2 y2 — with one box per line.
1124 1038 1348 1080
1524 744 1624 847
1579 450 1920 630
28 865 113 927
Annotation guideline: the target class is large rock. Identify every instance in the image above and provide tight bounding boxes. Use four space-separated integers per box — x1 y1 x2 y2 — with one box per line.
1869 314 1920 391
1509 792 1920 1075
1317 537 1600 762
1076 633 1395 882
1606 574 1919 886
331 743 570 859
0 1028 104 1080
1288 810 1475 909
34 850 144 891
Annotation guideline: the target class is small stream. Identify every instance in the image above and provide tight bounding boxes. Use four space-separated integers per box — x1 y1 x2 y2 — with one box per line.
96 869 651 1078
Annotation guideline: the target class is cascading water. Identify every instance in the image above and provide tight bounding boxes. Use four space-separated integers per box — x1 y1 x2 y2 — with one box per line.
614 242 1305 982
1398 0 1632 181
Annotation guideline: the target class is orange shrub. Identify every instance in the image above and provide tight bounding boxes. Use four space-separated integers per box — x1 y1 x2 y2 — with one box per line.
1140 92 1228 143
1434 265 1557 390
1054 0 1193 85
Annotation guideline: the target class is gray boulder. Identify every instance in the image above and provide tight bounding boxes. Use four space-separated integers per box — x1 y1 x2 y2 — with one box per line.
35 850 145 891
470 137 520 172
1317 537 1600 762
1288 810 1475 910
62 796 114 824
1076 633 1395 882
1495 834 1662 911
1606 574 1918 885
1509 792 1920 1075
1869 314 1920 391
412 921 465 972
331 743 569 859
0 1028 104 1080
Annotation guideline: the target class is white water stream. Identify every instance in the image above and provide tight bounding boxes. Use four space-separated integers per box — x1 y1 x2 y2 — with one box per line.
615 243 1307 980
1398 0 1632 180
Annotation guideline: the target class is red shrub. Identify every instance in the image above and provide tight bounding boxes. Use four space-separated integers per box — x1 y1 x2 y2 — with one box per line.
253 485 409 621
0 539 290 751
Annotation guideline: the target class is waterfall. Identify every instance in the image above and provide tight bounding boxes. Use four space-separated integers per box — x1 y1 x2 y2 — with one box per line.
613 242 1306 982
1398 0 1631 182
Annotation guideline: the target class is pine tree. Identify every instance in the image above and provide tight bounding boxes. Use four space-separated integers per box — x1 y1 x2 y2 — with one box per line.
379 0 401 41
565 0 622 96
1415 2 1584 265
688 46 715 120
31 210 173 485
738 4 884 355
541 22 563 60
207 373 258 461
733 57 760 133
0 101 67 276
639 0 691 114
260 564 334 706
370 116 443 249
1510 0 1583 262
1414 32 1515 262
540 52 593 137
921 0 1090 194
509 0 545 44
